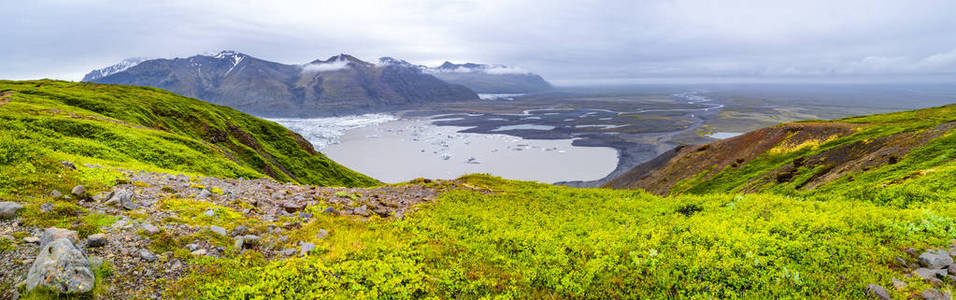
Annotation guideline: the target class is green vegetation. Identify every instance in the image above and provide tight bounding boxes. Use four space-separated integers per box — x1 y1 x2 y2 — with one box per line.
168 174 956 298
0 80 377 203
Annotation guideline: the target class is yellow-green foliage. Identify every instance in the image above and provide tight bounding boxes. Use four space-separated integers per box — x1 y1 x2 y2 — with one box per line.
0 80 377 203
170 174 954 298
156 197 251 230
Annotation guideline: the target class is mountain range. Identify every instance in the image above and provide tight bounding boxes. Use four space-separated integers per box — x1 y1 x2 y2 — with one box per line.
425 61 553 93
83 51 479 117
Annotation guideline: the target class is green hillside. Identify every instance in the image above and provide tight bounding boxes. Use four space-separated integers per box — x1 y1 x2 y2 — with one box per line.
1 82 953 298
0 80 378 198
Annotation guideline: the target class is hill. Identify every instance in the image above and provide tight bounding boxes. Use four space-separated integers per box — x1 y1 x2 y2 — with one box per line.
604 104 956 203
83 52 478 117
1 84 954 299
426 61 553 94
0 80 378 195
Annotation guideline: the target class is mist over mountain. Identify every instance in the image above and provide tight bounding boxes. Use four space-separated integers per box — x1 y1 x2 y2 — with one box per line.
425 61 553 93
83 51 478 117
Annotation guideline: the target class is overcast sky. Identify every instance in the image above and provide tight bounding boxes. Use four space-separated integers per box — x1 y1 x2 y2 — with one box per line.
3 0 956 84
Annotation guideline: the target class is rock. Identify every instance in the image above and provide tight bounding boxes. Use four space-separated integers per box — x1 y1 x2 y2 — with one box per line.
316 229 329 239
895 256 907 267
298 212 313 219
186 243 200 251
191 249 207 256
323 207 340 216
142 222 161 235
279 201 303 213
50 190 63 198
920 289 950 300
906 248 921 258
60 161 76 170
40 227 79 249
0 201 24 219
204 209 215 217
354 205 370 217
234 235 260 249
106 189 139 210
86 234 107 248
40 203 53 212
949 264 956 275
209 225 227 236
138 248 157 262
24 236 40 244
197 189 212 199
279 248 297 257
892 278 907 290
71 185 86 196
231 225 248 237
930 277 944 287
87 256 103 269
864 284 890 300
25 238 94 294
920 249 954 269
916 268 948 280
949 247 956 257
299 242 315 257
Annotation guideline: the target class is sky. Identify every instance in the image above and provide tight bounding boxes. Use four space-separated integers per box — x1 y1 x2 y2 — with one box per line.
3 0 956 85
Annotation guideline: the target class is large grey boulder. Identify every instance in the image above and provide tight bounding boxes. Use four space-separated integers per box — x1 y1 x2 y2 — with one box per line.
25 238 95 294
0 201 23 219
105 189 139 210
915 268 948 280
40 227 79 249
920 249 954 269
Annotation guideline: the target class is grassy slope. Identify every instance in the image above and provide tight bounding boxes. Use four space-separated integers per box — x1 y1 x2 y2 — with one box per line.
172 175 956 298
675 104 956 204
0 80 377 200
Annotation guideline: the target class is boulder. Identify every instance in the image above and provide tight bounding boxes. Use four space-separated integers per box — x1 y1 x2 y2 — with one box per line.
105 189 139 210
209 225 227 236
231 225 248 237
40 227 79 249
864 284 890 300
234 235 260 249
920 289 951 300
323 207 340 216
142 222 161 235
0 201 23 219
916 268 948 280
50 190 63 198
86 234 107 248
25 238 95 294
279 201 303 213
892 278 907 290
191 249 207 256
138 248 157 262
60 161 77 170
354 205 370 217
197 189 212 199
316 229 329 239
299 242 315 257
920 249 953 269
71 185 86 196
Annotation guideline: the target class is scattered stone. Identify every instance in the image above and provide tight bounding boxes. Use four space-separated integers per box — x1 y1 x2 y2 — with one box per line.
280 201 303 213
25 238 94 294
930 277 944 287
50 190 63 198
323 207 340 216
892 278 907 290
191 249 207 256
234 235 260 249
298 212 313 219
142 222 161 235
920 249 954 269
906 248 921 258
24 236 40 244
949 247 956 257
105 189 139 210
209 225 227 236
61 161 76 169
204 209 215 217
864 284 890 300
186 243 200 251
39 203 54 212
316 229 329 239
138 248 157 262
197 189 212 199
0 201 23 219
71 185 86 196
915 268 948 280
86 234 107 248
299 242 316 257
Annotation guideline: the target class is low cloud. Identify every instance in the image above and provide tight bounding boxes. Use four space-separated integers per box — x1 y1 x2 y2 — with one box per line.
301 58 350 73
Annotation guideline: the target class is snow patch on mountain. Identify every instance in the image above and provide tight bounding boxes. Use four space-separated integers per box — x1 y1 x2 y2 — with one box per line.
82 57 150 82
